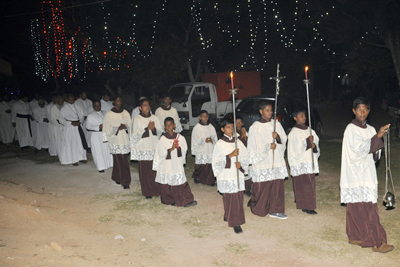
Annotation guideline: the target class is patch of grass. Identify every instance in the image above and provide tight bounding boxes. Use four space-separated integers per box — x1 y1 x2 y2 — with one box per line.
183 216 211 238
98 214 115 222
117 216 145 226
88 193 121 203
213 260 237 267
319 226 342 242
226 242 249 254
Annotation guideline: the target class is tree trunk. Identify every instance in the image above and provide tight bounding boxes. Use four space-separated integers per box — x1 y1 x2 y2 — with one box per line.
382 31 400 92
187 61 195 82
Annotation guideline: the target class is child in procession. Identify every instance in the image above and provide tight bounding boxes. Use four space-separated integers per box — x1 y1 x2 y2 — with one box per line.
155 94 182 133
236 116 252 196
247 101 289 219
131 98 162 198
191 110 218 186
287 109 320 215
153 117 197 207
212 119 249 234
340 97 393 253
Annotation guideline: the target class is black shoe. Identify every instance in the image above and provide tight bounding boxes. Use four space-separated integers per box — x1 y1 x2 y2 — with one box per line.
209 182 216 187
72 163 79 166
194 178 199 184
245 190 251 197
80 160 88 164
35 148 40 153
115 181 121 185
171 203 176 206
146 196 152 199
99 170 105 173
233 225 243 234
302 209 318 215
123 185 130 189
224 218 227 222
21 146 30 151
184 200 198 208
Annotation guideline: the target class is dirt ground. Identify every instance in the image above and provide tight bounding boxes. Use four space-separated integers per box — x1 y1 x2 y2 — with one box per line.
1 102 399 267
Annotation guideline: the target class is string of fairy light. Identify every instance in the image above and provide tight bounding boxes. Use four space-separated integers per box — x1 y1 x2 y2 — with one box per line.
31 0 374 83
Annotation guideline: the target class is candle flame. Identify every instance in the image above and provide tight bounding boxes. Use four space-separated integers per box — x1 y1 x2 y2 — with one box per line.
305 66 308 71
230 71 233 78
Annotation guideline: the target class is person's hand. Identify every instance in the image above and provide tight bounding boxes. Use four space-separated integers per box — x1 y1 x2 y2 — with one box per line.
240 128 247 140
148 121 155 130
205 137 212 143
272 132 278 139
309 135 314 142
271 143 276 150
170 142 178 151
229 149 239 158
311 143 316 149
12 122 16 127
235 162 241 169
377 124 390 138
99 124 103 130
71 121 80 126
118 124 126 130
43 118 49 123
6 110 11 114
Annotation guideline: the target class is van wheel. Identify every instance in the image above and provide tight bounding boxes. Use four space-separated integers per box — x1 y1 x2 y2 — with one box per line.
315 121 323 137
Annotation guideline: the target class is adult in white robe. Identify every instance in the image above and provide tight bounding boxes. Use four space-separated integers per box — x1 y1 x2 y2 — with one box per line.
29 95 47 145
50 97 64 158
46 97 57 156
11 96 33 148
101 93 114 112
75 92 93 148
86 101 113 172
8 96 18 141
0 96 14 144
32 100 49 150
58 95 87 165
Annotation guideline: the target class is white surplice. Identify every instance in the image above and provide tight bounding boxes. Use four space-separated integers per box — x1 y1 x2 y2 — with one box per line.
130 114 162 160
102 109 131 154
247 120 288 182
75 98 93 148
154 106 182 133
100 99 114 112
86 110 113 171
191 122 217 164
32 106 49 150
0 101 14 144
50 104 64 157
153 134 188 186
46 102 57 156
11 100 33 147
58 102 87 164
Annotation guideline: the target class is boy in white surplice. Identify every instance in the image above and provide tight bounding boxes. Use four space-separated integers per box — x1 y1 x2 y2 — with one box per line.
153 117 197 207
212 119 249 234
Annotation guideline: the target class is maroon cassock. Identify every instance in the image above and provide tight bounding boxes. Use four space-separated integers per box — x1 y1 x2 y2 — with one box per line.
345 118 387 247
223 191 245 227
138 160 161 197
112 154 131 186
160 182 194 207
248 179 285 217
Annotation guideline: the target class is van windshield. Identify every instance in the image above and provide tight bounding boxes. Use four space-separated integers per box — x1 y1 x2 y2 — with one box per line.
169 85 192 103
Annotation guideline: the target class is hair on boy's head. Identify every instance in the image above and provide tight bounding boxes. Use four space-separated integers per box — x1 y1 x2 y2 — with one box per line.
220 118 234 128
103 92 111 97
112 94 122 101
162 93 171 99
259 101 273 111
138 98 149 107
236 115 244 122
199 110 208 116
292 109 306 118
164 117 174 125
353 97 370 110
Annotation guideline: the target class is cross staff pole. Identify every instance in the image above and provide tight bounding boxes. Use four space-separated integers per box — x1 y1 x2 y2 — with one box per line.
269 64 285 169
229 71 240 190
304 66 314 170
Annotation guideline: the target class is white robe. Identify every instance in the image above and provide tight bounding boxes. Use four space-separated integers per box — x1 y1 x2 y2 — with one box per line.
86 110 113 171
29 99 47 144
58 103 87 164
46 102 57 156
50 104 64 157
130 114 161 160
154 106 182 133
191 123 217 164
32 106 49 150
247 120 288 182
0 101 14 143
102 109 131 154
75 98 93 148
212 137 249 193
340 123 380 204
288 126 320 177
101 99 114 112
153 134 188 186
11 100 33 147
